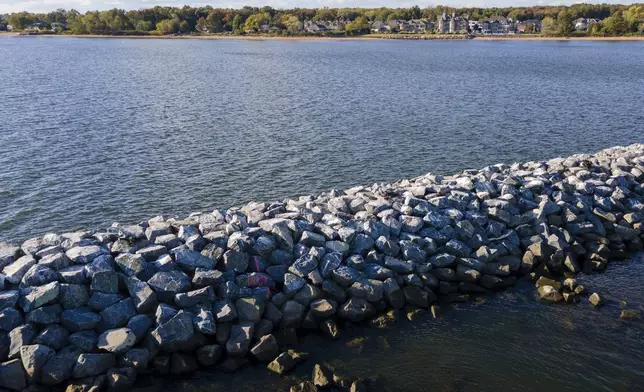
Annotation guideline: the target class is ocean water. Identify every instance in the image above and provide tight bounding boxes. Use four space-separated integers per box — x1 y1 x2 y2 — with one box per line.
1 37 643 242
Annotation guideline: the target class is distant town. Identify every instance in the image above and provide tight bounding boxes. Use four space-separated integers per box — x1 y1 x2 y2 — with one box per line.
1 4 643 37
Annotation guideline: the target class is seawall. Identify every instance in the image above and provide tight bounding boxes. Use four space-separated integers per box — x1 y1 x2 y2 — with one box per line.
0 144 643 391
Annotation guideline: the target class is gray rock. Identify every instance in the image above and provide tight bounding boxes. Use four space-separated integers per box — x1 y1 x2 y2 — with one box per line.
337 298 375 322
107 366 137 389
99 298 137 331
223 250 249 273
148 270 191 302
175 249 217 271
383 278 405 309
61 308 101 332
0 290 19 311
3 255 36 284
59 283 90 310
69 331 98 351
282 300 306 328
174 286 214 308
214 300 238 323
135 245 167 261
25 304 62 325
19 265 59 288
250 334 279 362
88 292 123 312
0 359 27 390
192 305 216 335
236 297 265 323
322 279 347 303
58 265 88 284
0 308 23 332
127 314 152 343
283 273 306 296
72 353 116 378
0 243 20 270
41 350 79 385
20 344 54 383
589 292 603 307
289 254 319 277
384 256 414 274
114 253 147 277
118 348 149 370
66 245 107 264
33 325 69 350
8 324 37 359
309 299 337 318
300 231 326 247
151 311 194 351
192 268 225 287
537 286 563 302
90 271 119 294
97 328 136 354
124 277 158 313
19 281 60 312
226 322 255 357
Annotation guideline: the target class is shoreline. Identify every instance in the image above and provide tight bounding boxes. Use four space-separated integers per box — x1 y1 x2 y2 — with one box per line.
0 144 642 391
2 32 644 41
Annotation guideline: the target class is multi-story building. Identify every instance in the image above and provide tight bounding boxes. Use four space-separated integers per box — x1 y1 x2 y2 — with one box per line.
437 12 468 34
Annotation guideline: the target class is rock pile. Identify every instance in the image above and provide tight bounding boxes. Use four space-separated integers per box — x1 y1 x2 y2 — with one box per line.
0 144 643 390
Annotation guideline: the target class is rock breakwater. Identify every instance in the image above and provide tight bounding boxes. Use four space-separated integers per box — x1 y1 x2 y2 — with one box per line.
0 144 643 391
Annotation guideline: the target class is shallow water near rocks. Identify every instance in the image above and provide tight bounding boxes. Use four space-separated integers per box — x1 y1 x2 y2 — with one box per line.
167 253 644 392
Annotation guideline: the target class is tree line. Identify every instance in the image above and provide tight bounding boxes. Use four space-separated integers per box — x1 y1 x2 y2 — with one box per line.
1 4 643 36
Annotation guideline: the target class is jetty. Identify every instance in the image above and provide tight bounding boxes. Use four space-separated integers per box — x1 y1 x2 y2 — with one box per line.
0 144 643 391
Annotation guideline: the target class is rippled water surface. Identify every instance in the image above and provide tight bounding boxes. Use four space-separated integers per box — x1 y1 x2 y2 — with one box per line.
1 37 644 242
168 254 644 392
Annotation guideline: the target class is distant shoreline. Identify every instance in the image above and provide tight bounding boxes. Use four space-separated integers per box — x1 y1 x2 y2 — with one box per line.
2 32 644 41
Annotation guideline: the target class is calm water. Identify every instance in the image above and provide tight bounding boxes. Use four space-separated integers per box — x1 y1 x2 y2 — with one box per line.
1 37 644 392
1 37 644 242
168 254 644 392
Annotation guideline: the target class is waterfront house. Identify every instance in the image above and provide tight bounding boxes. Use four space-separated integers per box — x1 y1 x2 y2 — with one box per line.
387 19 405 32
468 20 482 34
574 18 600 31
436 12 468 34
304 21 327 33
481 17 514 35
516 19 541 33
25 22 45 31
370 21 391 33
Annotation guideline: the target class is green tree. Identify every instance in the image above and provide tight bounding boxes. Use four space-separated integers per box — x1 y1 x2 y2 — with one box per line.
541 16 555 35
555 10 574 36
156 18 178 34
409 5 421 19
206 12 223 33
232 14 243 34
244 12 269 33
196 17 208 32
603 11 628 35
281 14 301 32
623 5 644 32
314 8 336 21
7 12 36 29
135 20 153 32
345 16 370 35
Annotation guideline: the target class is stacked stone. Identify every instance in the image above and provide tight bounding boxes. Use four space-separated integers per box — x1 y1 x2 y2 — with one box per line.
0 144 643 391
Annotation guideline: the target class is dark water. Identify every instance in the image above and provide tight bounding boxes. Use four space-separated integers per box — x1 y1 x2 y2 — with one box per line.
169 254 644 392
1 37 644 242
